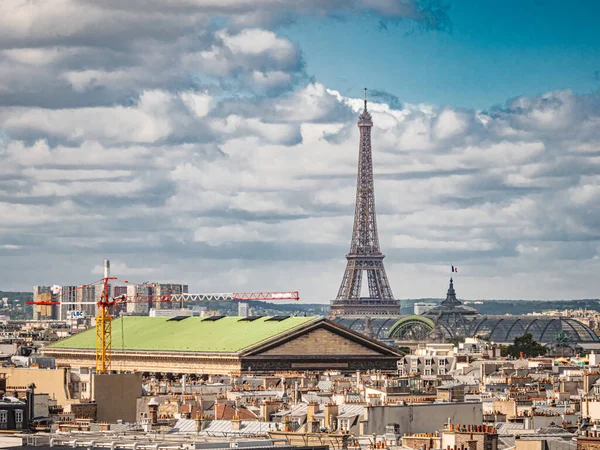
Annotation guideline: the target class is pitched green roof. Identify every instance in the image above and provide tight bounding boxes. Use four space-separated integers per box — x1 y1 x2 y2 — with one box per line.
49 316 317 353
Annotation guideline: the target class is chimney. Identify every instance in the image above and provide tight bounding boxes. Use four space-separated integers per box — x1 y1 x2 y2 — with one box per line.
104 259 110 279
306 402 319 433
195 414 209 433
307 402 319 423
26 383 35 423
231 417 242 431
294 381 299 405
260 402 279 421
466 437 477 450
148 398 159 425
325 403 339 430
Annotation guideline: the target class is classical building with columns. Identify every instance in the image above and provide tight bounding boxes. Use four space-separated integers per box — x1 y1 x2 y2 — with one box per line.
42 316 403 375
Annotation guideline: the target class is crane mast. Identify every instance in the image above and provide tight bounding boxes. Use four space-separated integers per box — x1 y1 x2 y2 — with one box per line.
96 260 116 374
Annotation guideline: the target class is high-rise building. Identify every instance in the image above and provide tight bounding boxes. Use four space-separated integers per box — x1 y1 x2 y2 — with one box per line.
33 279 190 318
76 285 100 318
126 284 151 315
151 283 189 310
57 286 78 320
113 286 128 316
329 90 400 318
114 286 127 297
124 283 187 314
32 286 53 320
33 285 87 320
238 302 250 317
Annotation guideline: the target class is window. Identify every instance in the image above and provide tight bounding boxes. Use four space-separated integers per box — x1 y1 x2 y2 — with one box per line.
0 411 7 423
438 368 446 375
425 359 432 366
81 383 88 392
439 359 446 366
424 368 432 376
15 410 23 429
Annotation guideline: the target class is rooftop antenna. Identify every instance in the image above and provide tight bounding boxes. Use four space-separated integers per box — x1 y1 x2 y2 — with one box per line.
364 87 368 111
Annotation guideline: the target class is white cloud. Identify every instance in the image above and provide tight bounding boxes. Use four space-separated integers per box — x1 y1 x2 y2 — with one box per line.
3 83 600 301
434 109 468 140
2 1 600 301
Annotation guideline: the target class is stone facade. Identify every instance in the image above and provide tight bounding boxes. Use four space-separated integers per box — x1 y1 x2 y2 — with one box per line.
94 373 142 423
578 433 600 450
442 426 498 450
44 348 243 375
68 403 97 420
260 328 382 356
403 434 442 450
44 318 403 375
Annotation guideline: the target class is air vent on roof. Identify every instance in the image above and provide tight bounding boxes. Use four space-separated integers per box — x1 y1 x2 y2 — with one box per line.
167 316 190 322
238 316 264 322
202 315 225 322
266 315 290 322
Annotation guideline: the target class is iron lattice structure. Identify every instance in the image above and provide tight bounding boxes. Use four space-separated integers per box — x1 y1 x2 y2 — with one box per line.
330 92 400 318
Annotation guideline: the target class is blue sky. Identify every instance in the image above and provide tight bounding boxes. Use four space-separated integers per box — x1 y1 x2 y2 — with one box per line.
283 0 600 108
2 0 600 300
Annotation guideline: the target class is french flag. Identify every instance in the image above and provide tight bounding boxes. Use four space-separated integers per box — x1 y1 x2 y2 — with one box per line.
451 265 458 273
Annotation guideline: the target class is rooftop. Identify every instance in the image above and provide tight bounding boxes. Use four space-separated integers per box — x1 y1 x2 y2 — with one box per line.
49 316 317 353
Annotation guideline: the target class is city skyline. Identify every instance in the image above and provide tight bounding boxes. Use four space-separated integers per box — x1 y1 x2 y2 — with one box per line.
1 1 600 301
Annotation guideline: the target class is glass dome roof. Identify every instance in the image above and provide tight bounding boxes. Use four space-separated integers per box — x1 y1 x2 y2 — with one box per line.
334 278 600 346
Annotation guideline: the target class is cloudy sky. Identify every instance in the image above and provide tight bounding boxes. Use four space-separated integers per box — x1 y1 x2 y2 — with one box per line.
2 0 600 301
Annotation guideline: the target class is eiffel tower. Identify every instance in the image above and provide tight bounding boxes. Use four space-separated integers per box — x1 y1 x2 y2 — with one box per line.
329 89 400 318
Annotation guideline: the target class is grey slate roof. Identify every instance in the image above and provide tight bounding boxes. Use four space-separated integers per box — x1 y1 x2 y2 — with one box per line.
317 380 333 391
337 404 365 419
302 392 331 404
168 419 277 436
494 422 525 435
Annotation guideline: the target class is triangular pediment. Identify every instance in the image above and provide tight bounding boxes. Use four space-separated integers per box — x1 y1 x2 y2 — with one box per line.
256 328 383 356
241 319 402 357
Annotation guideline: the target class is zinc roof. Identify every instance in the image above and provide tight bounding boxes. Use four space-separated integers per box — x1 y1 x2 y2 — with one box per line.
49 316 317 353
168 418 277 436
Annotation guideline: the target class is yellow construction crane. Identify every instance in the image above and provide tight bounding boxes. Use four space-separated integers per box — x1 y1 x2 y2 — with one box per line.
30 259 300 374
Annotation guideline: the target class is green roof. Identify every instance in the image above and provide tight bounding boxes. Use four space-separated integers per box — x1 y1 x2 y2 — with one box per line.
49 316 317 353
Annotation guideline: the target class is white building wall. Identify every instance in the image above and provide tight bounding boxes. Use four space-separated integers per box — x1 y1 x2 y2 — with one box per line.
363 402 483 435
414 303 437 315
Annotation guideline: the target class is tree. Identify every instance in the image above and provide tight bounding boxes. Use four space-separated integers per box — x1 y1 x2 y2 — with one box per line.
505 333 547 358
449 336 465 347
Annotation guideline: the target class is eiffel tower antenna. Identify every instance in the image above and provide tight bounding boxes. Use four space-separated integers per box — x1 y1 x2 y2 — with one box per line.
329 88 400 318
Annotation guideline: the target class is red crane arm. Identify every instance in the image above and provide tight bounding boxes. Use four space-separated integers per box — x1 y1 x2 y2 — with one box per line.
27 291 299 305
